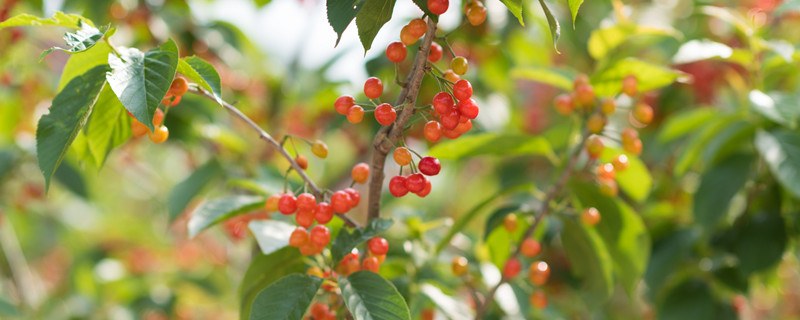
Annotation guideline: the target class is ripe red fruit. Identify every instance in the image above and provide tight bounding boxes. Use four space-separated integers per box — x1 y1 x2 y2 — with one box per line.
168 77 189 96
432 92 454 114
466 3 487 26
335 95 355 115
428 0 449 15
344 188 361 208
295 155 308 170
289 227 309 248
554 94 574 115
265 194 281 212
393 147 412 166
352 162 370 183
375 103 397 125
362 256 380 273
456 98 479 119
368 237 389 255
311 303 330 319
296 209 315 228
454 119 472 134
418 157 441 176
296 193 316 211
278 194 297 215
428 42 443 62
385 41 407 63
503 258 522 279
408 18 427 38
389 176 409 197
452 79 473 101
331 191 352 213
315 202 334 224
424 121 443 142
310 225 331 247
405 173 427 193
575 84 596 107
440 109 460 130
442 127 462 140
364 77 383 99
581 207 601 226
416 180 432 197
347 106 364 123
520 238 542 258
622 74 638 96
529 261 550 285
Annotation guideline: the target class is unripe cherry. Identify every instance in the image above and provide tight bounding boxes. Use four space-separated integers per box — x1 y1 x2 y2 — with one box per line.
296 193 316 211
418 156 441 176
416 180 432 197
573 74 590 90
452 79 473 101
441 109 460 130
389 176 409 197
621 128 639 145
529 261 550 285
428 42 443 62
265 194 281 212
432 91 454 114
596 163 615 180
331 191 352 213
424 121 443 142
375 103 397 125
530 291 548 309
601 97 616 115
612 154 629 171
408 18 427 38
295 155 308 170
503 258 522 279
466 3 487 26
131 120 148 137
451 56 468 75
364 77 383 99
393 147 412 166
153 108 165 126
368 237 389 255
351 162 370 183
405 173 427 193
598 178 619 197
278 194 297 215
289 227 310 248
554 94 574 115
347 106 364 123
456 98 479 119
400 25 417 46
169 77 189 96
310 225 331 247
428 0 449 15
315 202 334 224
452 256 468 276
344 188 360 208
362 256 380 273
311 303 330 320
311 140 328 158
581 207 601 226
622 74 638 97
634 103 654 125
575 84 595 107
335 95 355 115
520 238 542 258
299 242 322 256
503 214 518 232
148 126 169 143
296 209 315 228
586 136 604 160
624 138 643 156
385 41 407 63
443 69 460 83
587 113 606 134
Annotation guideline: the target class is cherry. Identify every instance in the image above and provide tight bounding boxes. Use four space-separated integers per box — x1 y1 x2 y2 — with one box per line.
454 119 472 134
530 291 548 309
581 207 601 226
335 95 355 115
432 91 455 114
296 193 316 211
428 0 449 15
311 140 328 158
347 105 364 123
520 238 542 258
148 126 169 144
389 176 409 197
452 256 468 276
621 128 639 144
575 84 595 107
598 178 619 197
344 188 360 208
424 120 443 142
442 127 462 140
289 227 310 248
408 18 427 38
587 113 606 134
299 242 322 256
529 261 550 285
452 79 473 101
622 74 638 97
441 109 460 130
295 155 308 170
310 304 330 320
416 180 432 197
375 103 397 125
451 56 468 75
368 237 389 255
573 74 590 90
421 309 435 320
634 103 654 125
624 138 643 156
352 162 370 183
444 69 460 83
131 120 148 137
331 191 352 213
296 209 315 228
362 256 380 273
278 194 297 215
400 25 417 46
315 202 334 224
162 95 181 107
554 94 574 115
405 173 427 193
503 258 522 279
586 136 604 160
153 108 165 126
456 98 479 119
428 42 443 62
596 163 615 180
503 214 518 232
168 77 189 96
393 147 412 166
385 41 407 63
265 194 281 212
601 97 615 115
612 154 629 171
310 225 331 246
418 156 441 176
466 3 487 26
364 77 383 99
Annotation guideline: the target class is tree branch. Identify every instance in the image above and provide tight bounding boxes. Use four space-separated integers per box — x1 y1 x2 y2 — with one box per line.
189 87 362 228
367 17 437 222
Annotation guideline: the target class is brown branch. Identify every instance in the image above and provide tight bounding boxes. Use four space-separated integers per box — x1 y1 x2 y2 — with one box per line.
367 17 437 222
189 87 362 228
474 127 592 319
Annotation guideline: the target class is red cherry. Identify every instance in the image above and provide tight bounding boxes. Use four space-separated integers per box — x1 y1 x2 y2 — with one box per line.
335 95 355 115
352 163 370 183
554 94 574 115
385 41 407 63
278 194 297 215
315 202 334 224
529 261 550 285
408 18 427 38
428 0 449 15
405 173 427 193
289 227 309 248
503 258 522 279
452 80 473 101
432 92 454 115
364 77 383 99
368 237 389 255
416 180 432 197
440 109 460 130
344 188 361 208
424 121 442 142
418 157 441 176
575 84 595 106
520 238 541 258
454 119 472 134
296 193 316 211
310 225 331 247
441 127 462 139
296 209 315 228
374 103 397 125
331 191 352 213
428 42 443 63
456 98 479 119
362 256 380 273
389 176 409 197
347 106 364 123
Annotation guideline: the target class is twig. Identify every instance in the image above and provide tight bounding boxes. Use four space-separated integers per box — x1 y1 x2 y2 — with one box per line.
189 87 362 228
367 17 437 222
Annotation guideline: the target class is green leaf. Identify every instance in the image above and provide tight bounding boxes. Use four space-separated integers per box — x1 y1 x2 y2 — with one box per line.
339 271 411 320
500 0 524 26
83 85 131 168
167 160 223 221
693 154 754 229
591 58 681 96
0 297 20 317
354 0 396 52
428 133 555 161
733 211 787 274
749 90 800 129
568 0 583 27
187 195 265 238
486 213 531 269
58 41 112 91
588 24 680 60
331 218 393 262
249 274 322 320
36 65 109 190
249 220 296 255
0 150 17 183
537 0 559 53
570 181 650 296
240 248 305 320
657 108 717 143
599 147 651 202
510 67 576 90
483 204 522 241
177 56 223 104
561 218 614 306
0 12 93 29
755 129 800 199
40 22 110 60
644 229 700 292
327 0 366 47
658 279 715 320
53 160 88 198
674 114 741 175
106 39 179 132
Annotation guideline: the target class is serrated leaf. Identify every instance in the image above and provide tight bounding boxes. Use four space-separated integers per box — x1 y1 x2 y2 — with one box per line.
693 154 753 229
355 0 396 52
500 0 524 25
511 67 576 90
177 56 223 104
58 41 112 90
40 21 110 60
83 85 131 168
568 0 583 27
749 90 800 129
331 218 393 262
36 65 108 190
0 12 93 29
327 0 366 46
339 271 411 320
187 195 265 238
240 248 305 320
249 220 296 255
589 24 680 60
167 159 223 221
599 147 651 202
755 129 800 199
106 39 179 132
561 218 614 306
591 58 681 96
537 0 559 53
249 274 322 320
428 133 555 161
657 108 717 143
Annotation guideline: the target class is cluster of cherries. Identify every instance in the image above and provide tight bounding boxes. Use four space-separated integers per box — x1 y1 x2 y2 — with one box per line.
128 77 189 144
388 148 440 198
